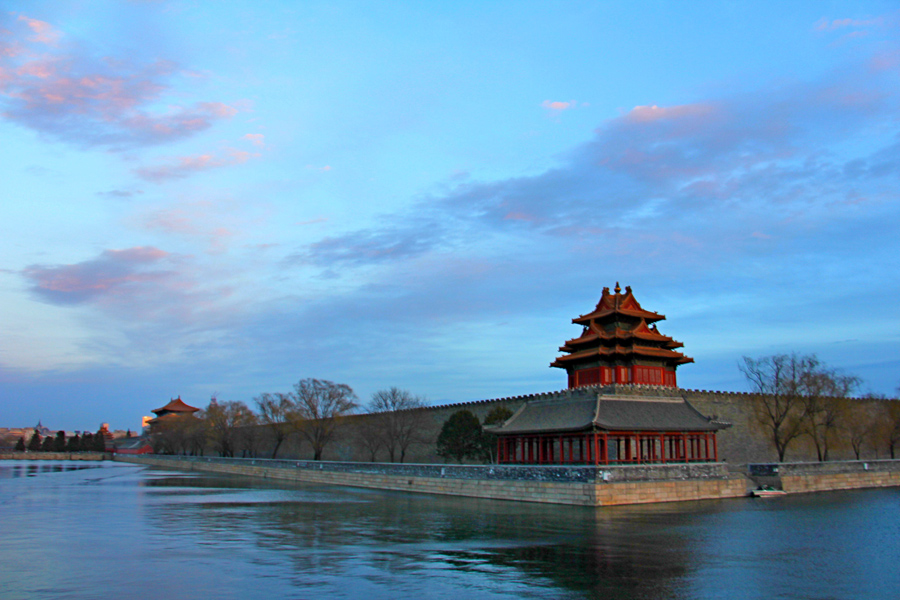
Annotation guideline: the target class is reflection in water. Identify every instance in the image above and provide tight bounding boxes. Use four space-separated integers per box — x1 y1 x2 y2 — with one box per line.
1 460 898 599
0 461 97 479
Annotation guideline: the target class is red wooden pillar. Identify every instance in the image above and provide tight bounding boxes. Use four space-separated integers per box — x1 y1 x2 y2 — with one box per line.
659 434 666 463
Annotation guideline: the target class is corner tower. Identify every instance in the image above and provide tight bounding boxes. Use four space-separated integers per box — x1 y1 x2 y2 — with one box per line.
550 283 693 388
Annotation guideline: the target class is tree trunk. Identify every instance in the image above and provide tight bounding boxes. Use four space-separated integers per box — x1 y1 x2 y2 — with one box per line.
270 438 282 459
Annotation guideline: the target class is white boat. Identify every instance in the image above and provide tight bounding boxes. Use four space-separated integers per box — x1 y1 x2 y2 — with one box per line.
751 487 786 497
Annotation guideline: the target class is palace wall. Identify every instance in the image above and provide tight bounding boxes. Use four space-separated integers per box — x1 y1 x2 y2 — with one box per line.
234 385 897 466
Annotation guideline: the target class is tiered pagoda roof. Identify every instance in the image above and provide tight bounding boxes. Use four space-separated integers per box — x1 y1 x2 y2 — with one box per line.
551 284 692 387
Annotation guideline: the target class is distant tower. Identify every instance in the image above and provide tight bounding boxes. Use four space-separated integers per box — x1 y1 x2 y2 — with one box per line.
146 396 200 431
550 283 693 388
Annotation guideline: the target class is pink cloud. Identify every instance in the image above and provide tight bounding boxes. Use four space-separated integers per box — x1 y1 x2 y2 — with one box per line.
23 247 171 305
0 15 236 149
21 246 242 329
18 16 61 44
624 103 715 123
503 211 541 223
136 200 252 254
243 133 265 147
541 100 578 113
134 147 259 182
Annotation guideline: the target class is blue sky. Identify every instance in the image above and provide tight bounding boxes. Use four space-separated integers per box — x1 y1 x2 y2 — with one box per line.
2 1 899 431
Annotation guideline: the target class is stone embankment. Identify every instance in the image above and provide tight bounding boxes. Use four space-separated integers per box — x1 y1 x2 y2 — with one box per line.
0 452 108 461
778 460 900 493
116 455 747 507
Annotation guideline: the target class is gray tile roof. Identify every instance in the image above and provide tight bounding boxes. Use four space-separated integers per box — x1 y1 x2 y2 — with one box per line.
492 390 725 434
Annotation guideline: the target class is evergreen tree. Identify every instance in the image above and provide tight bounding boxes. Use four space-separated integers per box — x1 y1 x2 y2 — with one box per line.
436 410 484 463
15 437 26 452
53 431 67 452
41 436 54 452
67 434 82 452
27 431 42 452
93 429 107 452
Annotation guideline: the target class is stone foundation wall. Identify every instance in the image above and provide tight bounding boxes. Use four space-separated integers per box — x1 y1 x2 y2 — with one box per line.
115 455 747 507
778 460 900 493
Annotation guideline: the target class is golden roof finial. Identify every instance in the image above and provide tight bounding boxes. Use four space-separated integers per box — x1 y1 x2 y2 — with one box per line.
614 282 621 294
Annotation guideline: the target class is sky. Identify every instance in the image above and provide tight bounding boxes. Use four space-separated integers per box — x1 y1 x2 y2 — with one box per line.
2 1 899 432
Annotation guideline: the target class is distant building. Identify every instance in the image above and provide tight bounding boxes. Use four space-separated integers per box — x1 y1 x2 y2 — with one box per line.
146 397 200 430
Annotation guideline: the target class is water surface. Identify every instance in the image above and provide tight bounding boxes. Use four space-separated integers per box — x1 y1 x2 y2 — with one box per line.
1 460 897 599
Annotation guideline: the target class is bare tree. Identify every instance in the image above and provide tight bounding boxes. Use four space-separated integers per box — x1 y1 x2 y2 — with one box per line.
802 368 860 461
741 354 815 462
236 412 262 458
255 392 292 458
368 387 430 463
354 416 385 462
204 397 257 457
842 399 878 459
288 379 358 461
881 399 900 459
741 353 862 462
151 413 204 455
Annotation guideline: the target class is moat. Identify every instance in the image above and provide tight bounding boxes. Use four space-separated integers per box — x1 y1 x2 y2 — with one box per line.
1 460 898 599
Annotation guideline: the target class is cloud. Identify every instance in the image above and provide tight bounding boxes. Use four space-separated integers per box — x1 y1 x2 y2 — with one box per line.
298 222 444 268
814 16 887 32
541 99 579 113
18 16 61 45
298 54 900 283
21 246 245 335
23 247 172 305
0 14 236 149
97 189 143 199
134 148 259 182
243 133 265 147
136 200 250 253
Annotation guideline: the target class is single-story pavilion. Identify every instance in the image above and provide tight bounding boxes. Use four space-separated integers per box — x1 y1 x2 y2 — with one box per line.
489 388 727 465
